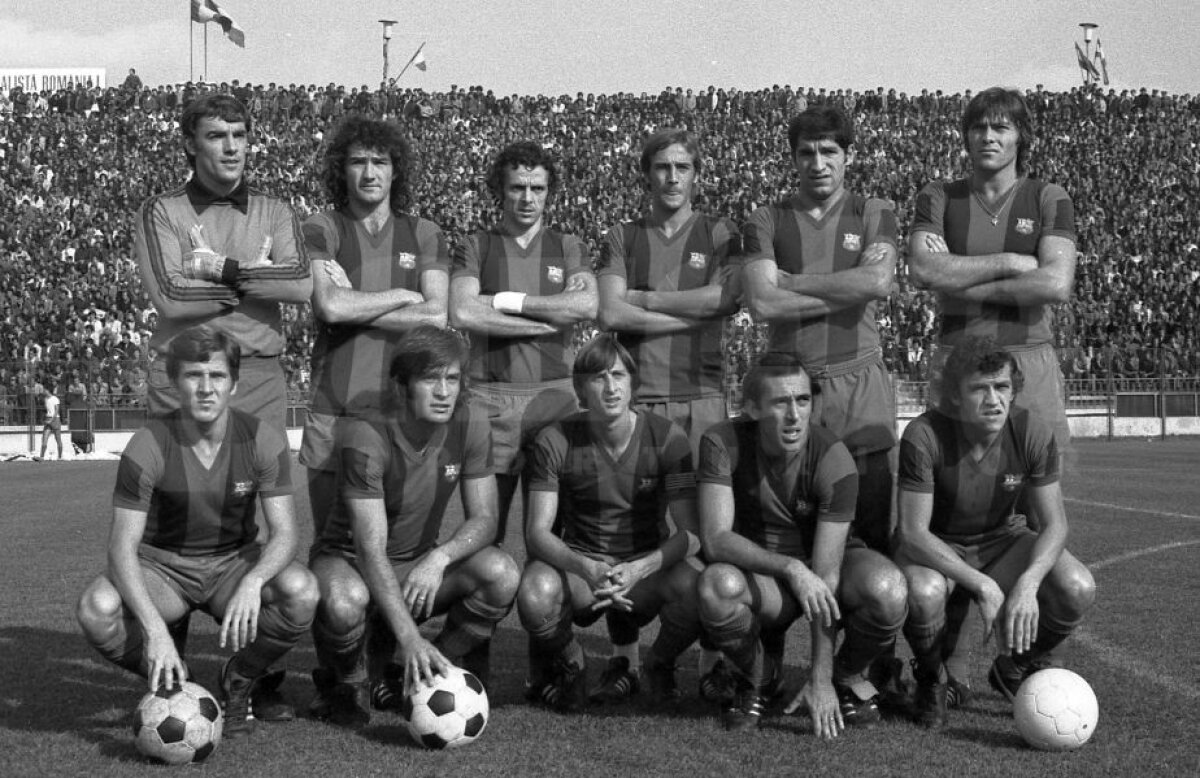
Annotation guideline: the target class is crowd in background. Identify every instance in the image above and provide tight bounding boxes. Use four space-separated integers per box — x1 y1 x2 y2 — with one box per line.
2 75 1199 422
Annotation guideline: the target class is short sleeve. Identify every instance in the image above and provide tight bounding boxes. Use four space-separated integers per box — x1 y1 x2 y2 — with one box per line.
910 181 947 236
661 421 696 497
415 217 451 273
450 232 482 280
898 416 938 494
595 225 629 279
741 206 778 265
815 440 858 523
302 212 339 264
525 423 568 493
1038 183 1076 243
697 424 736 486
339 420 389 499
461 405 496 479
864 198 899 249
112 427 164 510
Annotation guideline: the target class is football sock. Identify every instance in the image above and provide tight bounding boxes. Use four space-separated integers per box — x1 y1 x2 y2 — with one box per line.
606 609 640 651
612 641 641 671
238 602 311 678
836 606 905 690
312 614 367 683
436 596 509 658
941 585 973 681
704 605 763 686
903 612 946 682
650 601 700 666
365 609 398 678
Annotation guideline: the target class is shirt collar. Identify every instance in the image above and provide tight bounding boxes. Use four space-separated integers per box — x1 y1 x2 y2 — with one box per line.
186 176 249 214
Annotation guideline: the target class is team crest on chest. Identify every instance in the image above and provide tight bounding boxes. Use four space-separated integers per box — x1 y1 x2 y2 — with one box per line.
547 265 564 284
842 233 862 252
396 251 417 270
687 252 708 270
232 481 254 497
1015 218 1035 235
794 497 812 516
443 463 460 481
638 477 656 493
1001 473 1023 491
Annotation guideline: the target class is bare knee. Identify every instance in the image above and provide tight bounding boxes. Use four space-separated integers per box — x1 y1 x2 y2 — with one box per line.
270 565 319 621
857 562 909 625
77 576 122 636
473 547 520 602
1048 560 1097 618
319 577 371 632
904 566 948 620
698 563 747 619
516 563 563 625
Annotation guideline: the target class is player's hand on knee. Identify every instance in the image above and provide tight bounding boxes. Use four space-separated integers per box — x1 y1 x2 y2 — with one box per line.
402 552 448 620
975 578 1007 650
219 578 263 651
787 566 840 627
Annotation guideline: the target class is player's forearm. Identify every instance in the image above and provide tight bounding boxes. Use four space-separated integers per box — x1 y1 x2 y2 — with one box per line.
638 285 735 319
315 286 425 324
527 526 593 580
521 288 598 327
437 515 496 563
598 296 695 335
449 297 557 337
808 619 837 682
957 269 1072 306
780 266 891 306
236 274 314 304
746 285 835 322
708 529 800 580
908 246 1035 293
108 543 171 640
1016 518 1068 593
360 548 422 644
367 299 449 331
901 528 994 595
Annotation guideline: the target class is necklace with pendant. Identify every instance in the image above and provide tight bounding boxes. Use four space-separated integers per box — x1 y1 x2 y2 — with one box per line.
972 181 1018 226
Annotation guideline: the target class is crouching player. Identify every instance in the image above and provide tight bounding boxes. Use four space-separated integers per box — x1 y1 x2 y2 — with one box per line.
517 334 702 711
896 336 1095 728
76 328 318 737
308 325 518 726
696 354 907 737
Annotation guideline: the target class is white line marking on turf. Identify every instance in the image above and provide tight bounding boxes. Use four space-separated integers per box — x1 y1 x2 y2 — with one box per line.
1077 539 1200 700
1089 539 1200 570
1064 497 1200 522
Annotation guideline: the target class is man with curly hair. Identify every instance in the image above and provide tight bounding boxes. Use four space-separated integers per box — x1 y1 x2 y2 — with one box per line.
449 141 598 544
300 116 450 534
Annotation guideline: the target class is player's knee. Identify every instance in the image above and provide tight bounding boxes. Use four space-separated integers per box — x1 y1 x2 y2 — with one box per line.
320 581 371 632
516 564 562 621
272 565 319 618
1053 562 1097 617
860 564 909 625
475 547 521 602
698 563 746 609
903 567 947 617
76 577 121 633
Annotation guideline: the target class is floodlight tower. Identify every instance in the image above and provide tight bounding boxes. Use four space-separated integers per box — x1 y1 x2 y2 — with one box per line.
380 19 398 84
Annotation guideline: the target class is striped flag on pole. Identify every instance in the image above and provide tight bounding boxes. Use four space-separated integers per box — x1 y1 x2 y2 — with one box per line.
1094 39 1110 86
191 0 245 48
1074 42 1100 82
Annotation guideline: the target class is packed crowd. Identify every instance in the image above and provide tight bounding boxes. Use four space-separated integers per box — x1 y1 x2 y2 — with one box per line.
2 77 1198 418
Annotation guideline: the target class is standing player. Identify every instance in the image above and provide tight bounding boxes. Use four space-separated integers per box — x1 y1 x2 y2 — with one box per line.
75 328 318 737
134 93 311 437
907 87 1077 695
895 336 1095 728
449 141 598 543
595 128 741 704
517 335 702 711
308 326 517 726
300 116 449 533
39 383 64 460
741 105 902 700
696 354 907 736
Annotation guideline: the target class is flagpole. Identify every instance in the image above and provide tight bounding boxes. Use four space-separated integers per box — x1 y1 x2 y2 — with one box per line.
392 41 426 84
204 23 208 81
1079 23 1098 86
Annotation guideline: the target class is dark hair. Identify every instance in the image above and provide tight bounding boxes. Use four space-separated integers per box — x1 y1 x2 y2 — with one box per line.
323 116 414 214
639 128 702 176
486 140 559 204
936 335 1025 413
787 105 853 154
388 325 469 404
572 333 639 408
166 327 240 383
180 94 251 168
961 87 1035 175
742 352 817 408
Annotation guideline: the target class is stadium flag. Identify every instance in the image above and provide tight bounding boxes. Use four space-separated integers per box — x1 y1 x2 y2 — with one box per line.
1094 38 1110 85
413 50 428 71
191 0 245 48
1075 42 1100 81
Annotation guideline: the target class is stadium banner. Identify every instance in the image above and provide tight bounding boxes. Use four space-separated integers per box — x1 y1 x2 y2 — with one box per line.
0 68 106 92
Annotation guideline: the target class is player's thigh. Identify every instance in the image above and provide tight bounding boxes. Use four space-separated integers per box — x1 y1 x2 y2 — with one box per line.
979 530 1040 595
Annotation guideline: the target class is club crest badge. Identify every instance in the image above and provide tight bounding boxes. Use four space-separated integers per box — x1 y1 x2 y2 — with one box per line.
842 233 862 252
1015 218 1035 235
232 481 254 497
396 252 417 270
688 252 708 270
547 265 564 284
638 477 656 492
794 498 811 516
1002 473 1023 491
444 463 460 481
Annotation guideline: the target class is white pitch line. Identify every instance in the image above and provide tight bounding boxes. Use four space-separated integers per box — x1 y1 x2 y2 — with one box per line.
1074 539 1200 700
1064 497 1200 522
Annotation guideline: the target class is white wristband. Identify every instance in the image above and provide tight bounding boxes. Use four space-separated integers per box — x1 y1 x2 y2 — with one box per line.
492 291 527 314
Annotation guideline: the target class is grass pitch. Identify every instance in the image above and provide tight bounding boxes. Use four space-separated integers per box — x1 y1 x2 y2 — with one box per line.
1 438 1199 776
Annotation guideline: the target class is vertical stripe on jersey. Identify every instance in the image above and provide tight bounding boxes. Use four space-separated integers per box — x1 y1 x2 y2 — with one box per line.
620 218 724 401
768 196 875 366
478 230 569 382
